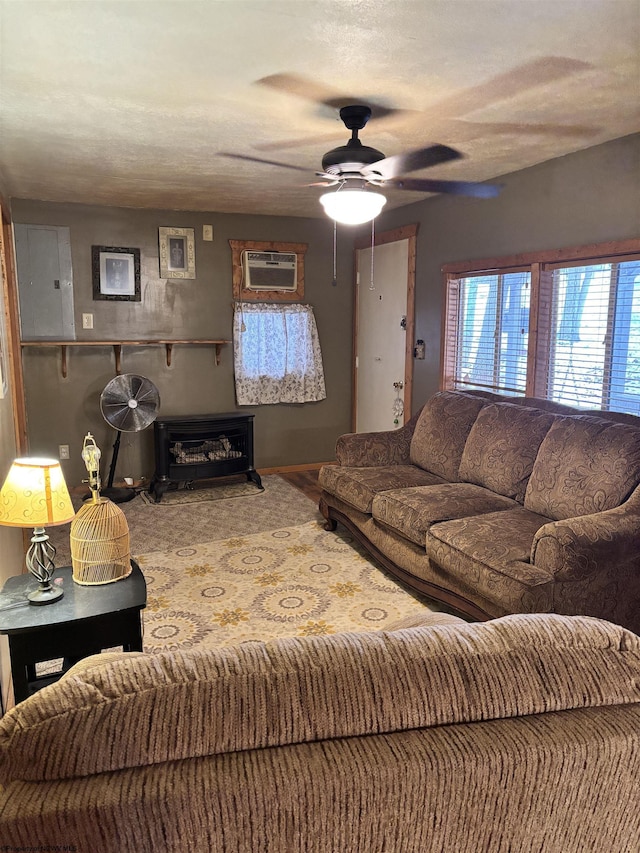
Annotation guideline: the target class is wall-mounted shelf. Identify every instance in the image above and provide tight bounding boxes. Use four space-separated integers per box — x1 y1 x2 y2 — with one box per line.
20 339 231 378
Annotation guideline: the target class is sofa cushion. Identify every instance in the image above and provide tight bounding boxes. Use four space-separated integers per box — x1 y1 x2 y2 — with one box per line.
426 507 555 612
319 463 444 514
409 391 486 481
372 483 518 547
459 403 556 502
427 507 550 571
524 415 640 520
1 615 639 784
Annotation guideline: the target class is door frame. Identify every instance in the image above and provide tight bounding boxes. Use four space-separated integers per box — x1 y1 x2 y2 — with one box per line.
352 223 418 431
0 199 27 453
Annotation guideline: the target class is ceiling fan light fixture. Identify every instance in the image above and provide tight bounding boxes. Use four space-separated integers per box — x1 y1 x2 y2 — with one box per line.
320 188 386 225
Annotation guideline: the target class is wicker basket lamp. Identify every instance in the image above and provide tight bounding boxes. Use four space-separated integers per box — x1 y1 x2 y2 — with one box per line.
71 432 131 586
71 496 131 585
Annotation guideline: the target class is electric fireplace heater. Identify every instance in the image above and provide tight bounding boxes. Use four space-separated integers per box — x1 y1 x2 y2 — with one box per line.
150 413 262 502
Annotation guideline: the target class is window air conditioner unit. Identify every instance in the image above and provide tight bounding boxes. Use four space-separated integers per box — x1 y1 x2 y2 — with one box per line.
242 251 297 292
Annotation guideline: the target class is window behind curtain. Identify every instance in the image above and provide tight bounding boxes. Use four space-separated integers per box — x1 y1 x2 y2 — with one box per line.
545 259 640 412
233 302 326 406
446 270 531 395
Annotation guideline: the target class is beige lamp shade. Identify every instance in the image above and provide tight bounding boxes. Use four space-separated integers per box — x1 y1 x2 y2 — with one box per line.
0 457 75 528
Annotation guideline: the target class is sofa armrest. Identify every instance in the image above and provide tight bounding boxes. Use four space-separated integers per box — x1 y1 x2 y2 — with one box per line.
335 407 423 467
63 651 146 679
532 486 640 581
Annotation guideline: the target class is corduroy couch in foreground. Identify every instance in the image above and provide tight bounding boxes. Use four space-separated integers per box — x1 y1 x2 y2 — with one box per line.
1 612 639 851
319 390 640 633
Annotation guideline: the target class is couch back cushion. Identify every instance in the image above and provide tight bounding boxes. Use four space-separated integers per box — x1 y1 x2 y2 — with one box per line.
459 403 556 502
410 391 485 481
524 415 640 520
1 615 639 784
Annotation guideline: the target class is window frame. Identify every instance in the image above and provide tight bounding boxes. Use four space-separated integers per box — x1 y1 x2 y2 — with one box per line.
446 266 532 396
229 239 308 302
441 238 640 410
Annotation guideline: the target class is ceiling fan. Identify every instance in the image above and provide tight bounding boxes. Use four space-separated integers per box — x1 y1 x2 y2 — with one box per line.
219 58 598 222
254 60 596 150
221 103 501 224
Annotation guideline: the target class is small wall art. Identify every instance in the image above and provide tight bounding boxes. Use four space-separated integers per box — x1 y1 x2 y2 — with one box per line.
92 246 141 301
158 226 196 279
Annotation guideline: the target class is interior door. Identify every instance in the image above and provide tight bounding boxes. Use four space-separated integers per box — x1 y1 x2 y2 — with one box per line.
354 225 417 433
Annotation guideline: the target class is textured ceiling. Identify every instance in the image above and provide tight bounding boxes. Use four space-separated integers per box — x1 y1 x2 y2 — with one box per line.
0 0 639 219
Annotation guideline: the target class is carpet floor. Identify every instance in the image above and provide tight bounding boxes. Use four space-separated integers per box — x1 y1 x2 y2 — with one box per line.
50 475 325 565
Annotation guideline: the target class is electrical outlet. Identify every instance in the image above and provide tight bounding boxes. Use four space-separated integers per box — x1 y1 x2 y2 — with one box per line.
82 313 94 329
203 224 213 241
59 444 70 460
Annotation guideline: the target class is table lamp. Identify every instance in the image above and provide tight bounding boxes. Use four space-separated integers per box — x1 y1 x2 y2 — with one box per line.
0 457 75 604
70 433 131 585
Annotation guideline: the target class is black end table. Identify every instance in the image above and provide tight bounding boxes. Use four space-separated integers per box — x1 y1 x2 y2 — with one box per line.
0 561 146 705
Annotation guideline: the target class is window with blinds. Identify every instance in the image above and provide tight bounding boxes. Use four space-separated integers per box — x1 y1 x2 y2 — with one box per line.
546 259 640 412
442 242 640 415
447 270 531 395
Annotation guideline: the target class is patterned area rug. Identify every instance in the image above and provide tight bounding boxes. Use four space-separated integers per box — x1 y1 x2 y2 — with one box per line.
139 520 432 653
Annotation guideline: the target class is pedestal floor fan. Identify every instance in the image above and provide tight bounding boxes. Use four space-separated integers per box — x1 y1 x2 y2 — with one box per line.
99 374 161 503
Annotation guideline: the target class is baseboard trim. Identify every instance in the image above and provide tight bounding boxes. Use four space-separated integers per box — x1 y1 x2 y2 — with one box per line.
258 462 333 475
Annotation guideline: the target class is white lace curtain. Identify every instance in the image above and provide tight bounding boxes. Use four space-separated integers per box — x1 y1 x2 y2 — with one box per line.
233 302 327 405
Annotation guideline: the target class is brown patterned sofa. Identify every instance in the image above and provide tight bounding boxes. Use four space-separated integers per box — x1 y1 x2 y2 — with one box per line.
1 612 639 851
319 390 640 633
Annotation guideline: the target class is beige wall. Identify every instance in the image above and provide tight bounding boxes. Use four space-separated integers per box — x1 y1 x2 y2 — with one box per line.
10 202 355 486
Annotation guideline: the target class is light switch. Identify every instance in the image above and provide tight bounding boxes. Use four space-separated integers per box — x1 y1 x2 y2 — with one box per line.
203 224 213 241
82 313 94 330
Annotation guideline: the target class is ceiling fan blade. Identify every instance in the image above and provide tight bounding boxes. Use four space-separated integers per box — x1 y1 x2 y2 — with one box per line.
387 177 502 199
254 115 421 154
256 73 403 120
449 119 598 138
363 144 462 180
218 152 309 173
255 132 349 152
425 57 592 121
256 73 347 106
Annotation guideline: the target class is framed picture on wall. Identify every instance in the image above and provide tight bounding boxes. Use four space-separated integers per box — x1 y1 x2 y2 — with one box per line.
92 246 141 301
158 226 196 279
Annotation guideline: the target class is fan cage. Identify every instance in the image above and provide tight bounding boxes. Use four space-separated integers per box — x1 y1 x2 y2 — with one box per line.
71 497 131 585
100 373 160 433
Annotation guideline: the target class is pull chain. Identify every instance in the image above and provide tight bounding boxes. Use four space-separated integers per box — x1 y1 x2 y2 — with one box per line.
369 218 375 290
332 219 337 286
